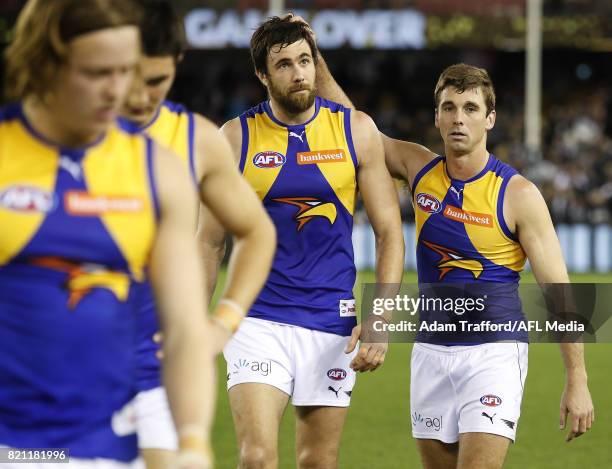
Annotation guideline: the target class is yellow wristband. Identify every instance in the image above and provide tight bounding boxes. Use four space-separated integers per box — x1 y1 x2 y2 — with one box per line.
211 299 244 333
178 426 213 458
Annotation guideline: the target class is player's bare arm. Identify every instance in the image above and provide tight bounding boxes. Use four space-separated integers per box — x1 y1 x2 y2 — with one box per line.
149 143 214 467
345 111 405 372
196 117 242 306
381 136 437 190
505 175 594 443
195 115 276 351
291 16 437 192
197 117 242 303
197 203 226 301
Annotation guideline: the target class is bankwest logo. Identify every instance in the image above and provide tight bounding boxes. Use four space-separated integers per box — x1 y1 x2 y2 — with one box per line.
65 191 144 216
297 149 346 165
443 205 492 228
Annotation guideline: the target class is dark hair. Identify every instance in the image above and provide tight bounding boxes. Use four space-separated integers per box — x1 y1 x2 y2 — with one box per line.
5 0 141 100
135 0 185 59
434 63 496 116
250 16 318 75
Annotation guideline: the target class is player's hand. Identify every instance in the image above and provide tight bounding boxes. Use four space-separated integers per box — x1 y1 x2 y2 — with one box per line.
559 378 594 442
283 12 317 42
345 321 389 372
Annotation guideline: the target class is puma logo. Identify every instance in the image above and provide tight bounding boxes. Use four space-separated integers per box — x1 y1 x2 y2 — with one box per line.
450 185 463 200
482 412 496 424
59 156 82 180
328 386 342 398
289 131 305 143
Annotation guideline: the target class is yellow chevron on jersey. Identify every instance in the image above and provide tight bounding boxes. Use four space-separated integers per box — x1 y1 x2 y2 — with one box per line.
237 97 359 336
241 99 357 215
141 101 197 184
80 130 157 281
414 154 526 282
0 117 57 266
0 104 158 284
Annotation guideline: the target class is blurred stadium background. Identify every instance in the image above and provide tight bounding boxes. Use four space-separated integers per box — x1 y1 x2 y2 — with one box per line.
1 0 610 467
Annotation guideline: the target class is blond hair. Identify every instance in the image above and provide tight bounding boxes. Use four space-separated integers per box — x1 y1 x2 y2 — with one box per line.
4 0 141 101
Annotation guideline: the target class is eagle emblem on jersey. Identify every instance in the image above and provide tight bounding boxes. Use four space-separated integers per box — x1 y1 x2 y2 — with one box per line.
28 257 130 308
422 240 484 280
273 197 337 231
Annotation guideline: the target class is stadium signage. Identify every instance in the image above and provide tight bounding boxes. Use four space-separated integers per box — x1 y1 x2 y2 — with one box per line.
0 185 55 213
253 151 286 168
480 394 502 407
327 368 347 381
416 193 442 214
185 9 426 49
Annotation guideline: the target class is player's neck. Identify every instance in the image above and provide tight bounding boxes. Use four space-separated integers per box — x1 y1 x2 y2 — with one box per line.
445 147 490 181
268 98 316 126
23 99 102 148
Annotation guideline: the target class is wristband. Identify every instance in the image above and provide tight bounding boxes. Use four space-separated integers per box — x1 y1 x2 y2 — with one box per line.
211 299 244 333
178 425 213 458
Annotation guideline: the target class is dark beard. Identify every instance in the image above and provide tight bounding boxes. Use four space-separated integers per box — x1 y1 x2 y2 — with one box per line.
269 82 316 115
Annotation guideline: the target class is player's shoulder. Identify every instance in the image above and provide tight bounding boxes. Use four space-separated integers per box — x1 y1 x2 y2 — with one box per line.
350 109 377 131
192 112 219 134
240 100 267 120
317 96 351 114
506 173 540 200
220 115 243 147
489 154 520 179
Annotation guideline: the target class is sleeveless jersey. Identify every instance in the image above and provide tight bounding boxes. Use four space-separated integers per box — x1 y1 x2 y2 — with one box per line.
240 97 358 336
0 103 158 461
413 154 528 344
119 101 198 392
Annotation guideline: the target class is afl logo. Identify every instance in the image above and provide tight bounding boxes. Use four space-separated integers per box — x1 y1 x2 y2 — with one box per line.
0 185 55 213
327 368 347 381
416 193 442 214
480 395 502 407
253 151 286 168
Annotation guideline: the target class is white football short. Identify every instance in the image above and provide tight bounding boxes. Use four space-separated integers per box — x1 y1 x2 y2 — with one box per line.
410 342 528 443
224 318 357 407
134 387 178 451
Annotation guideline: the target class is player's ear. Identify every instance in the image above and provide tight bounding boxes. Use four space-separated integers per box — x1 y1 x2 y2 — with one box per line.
485 109 496 130
434 108 440 129
255 69 268 87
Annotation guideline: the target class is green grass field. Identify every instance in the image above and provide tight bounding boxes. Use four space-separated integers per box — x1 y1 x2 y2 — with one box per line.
211 271 612 468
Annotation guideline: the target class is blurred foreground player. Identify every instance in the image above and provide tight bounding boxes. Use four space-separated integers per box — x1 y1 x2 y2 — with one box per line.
314 56 595 468
120 1 276 467
209 16 404 469
0 0 214 466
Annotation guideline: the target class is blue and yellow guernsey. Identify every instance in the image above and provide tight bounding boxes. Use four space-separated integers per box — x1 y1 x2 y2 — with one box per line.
0 103 159 461
240 97 358 336
119 100 198 393
413 154 528 344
